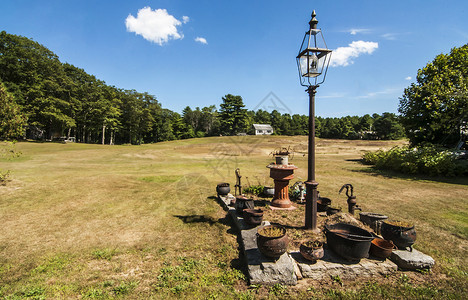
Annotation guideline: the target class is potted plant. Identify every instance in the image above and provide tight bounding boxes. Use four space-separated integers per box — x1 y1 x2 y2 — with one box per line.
256 225 288 259
300 240 324 262
270 147 293 165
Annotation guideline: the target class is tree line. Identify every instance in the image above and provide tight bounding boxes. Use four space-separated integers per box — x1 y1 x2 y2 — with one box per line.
0 31 405 143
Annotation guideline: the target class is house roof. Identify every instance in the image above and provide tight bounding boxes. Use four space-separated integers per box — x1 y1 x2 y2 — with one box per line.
252 124 273 131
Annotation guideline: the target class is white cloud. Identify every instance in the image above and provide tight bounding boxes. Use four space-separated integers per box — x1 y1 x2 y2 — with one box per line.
125 7 185 45
405 76 412 80
349 28 371 35
330 41 379 67
182 16 190 24
194 37 207 44
382 33 397 40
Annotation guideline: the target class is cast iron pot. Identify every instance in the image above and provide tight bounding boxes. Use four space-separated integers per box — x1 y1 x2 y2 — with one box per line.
317 197 331 212
243 208 263 226
381 220 416 251
326 206 342 216
256 225 288 259
216 183 230 195
324 223 374 261
263 186 275 197
370 238 396 259
235 196 254 214
359 212 388 234
300 241 324 262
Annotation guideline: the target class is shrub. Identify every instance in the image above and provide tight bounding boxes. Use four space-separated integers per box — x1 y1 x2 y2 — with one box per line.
362 145 468 177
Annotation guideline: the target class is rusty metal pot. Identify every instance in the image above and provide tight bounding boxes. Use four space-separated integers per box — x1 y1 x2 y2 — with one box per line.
326 206 342 216
359 212 388 234
381 220 416 251
300 241 324 262
216 183 230 195
256 225 288 259
370 238 396 259
317 197 331 212
243 209 263 226
235 196 254 214
324 223 374 261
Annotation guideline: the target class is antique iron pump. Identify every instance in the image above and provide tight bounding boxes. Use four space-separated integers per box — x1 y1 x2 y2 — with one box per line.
339 184 362 215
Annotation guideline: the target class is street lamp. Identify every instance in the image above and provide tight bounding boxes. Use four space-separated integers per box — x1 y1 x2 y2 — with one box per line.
296 10 332 230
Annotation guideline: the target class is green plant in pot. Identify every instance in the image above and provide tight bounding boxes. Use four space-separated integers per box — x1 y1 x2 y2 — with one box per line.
256 225 288 259
300 240 324 262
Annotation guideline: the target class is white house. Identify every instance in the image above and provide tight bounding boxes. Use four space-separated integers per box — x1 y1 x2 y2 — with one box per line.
252 124 273 135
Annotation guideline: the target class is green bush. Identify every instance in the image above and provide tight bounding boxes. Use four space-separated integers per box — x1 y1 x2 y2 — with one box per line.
243 185 263 195
362 145 468 177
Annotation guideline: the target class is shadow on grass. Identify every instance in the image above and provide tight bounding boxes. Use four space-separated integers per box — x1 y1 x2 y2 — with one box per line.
351 163 468 186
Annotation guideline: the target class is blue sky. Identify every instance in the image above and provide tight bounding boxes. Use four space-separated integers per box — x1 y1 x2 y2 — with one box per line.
1 0 467 117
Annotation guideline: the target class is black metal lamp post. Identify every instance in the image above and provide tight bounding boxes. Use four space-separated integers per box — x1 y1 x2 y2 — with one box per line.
296 10 332 230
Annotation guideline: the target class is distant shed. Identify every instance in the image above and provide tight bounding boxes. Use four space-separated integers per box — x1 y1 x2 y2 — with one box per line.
253 124 273 135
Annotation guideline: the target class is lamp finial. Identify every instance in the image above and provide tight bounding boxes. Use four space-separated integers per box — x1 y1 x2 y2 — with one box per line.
309 10 318 29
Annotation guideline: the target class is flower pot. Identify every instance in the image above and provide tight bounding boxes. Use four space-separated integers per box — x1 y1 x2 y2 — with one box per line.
370 238 396 259
256 225 288 259
381 220 416 251
300 241 324 262
216 183 230 195
263 186 275 197
317 197 331 212
359 212 388 235
324 223 374 261
326 206 342 216
275 155 288 165
243 209 263 226
235 196 254 214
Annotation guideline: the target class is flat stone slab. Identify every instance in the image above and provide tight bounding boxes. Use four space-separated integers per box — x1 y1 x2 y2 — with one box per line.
241 225 297 285
292 248 397 280
390 249 435 270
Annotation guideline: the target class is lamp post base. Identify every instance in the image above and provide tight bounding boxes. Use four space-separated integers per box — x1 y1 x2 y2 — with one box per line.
305 180 319 230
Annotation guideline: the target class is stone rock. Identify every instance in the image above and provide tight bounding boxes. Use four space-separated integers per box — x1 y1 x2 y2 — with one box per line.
390 249 435 270
292 248 397 280
241 223 297 285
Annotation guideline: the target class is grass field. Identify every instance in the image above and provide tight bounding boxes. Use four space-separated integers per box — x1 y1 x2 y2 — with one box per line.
0 136 467 299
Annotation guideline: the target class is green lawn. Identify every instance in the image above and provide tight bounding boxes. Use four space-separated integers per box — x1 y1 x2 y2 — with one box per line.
0 137 467 299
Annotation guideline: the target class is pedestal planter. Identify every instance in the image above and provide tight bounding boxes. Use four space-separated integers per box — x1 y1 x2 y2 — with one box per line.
256 225 289 259
267 164 298 208
300 241 324 262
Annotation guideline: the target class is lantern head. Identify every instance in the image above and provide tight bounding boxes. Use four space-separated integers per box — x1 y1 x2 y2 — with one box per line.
296 11 332 87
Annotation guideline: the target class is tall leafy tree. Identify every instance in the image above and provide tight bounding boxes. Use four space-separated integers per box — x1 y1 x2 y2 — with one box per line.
219 94 248 135
399 44 468 146
0 82 27 140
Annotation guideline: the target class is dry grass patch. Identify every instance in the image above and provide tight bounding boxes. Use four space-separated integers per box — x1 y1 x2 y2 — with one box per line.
0 136 467 298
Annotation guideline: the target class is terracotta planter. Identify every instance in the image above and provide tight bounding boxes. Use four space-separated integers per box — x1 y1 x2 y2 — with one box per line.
370 238 396 259
256 225 288 259
243 209 263 226
300 241 324 262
